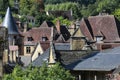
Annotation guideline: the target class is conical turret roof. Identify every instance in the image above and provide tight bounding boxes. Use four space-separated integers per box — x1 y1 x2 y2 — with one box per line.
2 7 19 35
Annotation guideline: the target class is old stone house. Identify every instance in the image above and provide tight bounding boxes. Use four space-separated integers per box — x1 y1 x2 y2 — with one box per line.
71 15 120 51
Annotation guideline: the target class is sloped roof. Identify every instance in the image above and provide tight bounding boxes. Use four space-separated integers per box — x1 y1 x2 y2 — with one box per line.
66 47 120 71
40 41 50 51
95 30 104 37
31 42 43 57
23 24 59 43
31 48 49 67
57 50 97 66
113 65 120 74
59 25 71 41
39 21 54 28
2 7 19 35
56 34 65 42
20 56 31 67
31 43 71 67
80 15 120 41
54 43 70 50
23 28 51 42
72 27 85 37
47 10 73 20
80 19 93 40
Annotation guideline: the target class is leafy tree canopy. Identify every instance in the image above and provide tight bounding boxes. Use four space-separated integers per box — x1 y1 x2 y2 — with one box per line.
3 63 75 80
52 16 72 27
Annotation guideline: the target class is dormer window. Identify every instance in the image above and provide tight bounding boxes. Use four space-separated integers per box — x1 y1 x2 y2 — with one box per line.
95 36 104 43
28 37 33 41
42 37 48 41
95 31 104 43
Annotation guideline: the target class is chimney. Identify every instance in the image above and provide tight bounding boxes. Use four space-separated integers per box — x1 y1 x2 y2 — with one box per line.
75 20 80 29
55 20 61 33
24 22 28 32
3 49 8 64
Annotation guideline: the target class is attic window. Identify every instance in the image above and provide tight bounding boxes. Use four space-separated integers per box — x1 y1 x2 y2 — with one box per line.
42 37 48 41
95 36 103 42
28 37 33 41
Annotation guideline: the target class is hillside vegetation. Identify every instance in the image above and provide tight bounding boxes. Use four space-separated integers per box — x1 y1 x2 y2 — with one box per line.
0 0 120 26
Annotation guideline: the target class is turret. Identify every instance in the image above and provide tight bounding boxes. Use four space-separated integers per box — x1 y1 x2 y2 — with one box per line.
2 7 20 45
2 7 20 63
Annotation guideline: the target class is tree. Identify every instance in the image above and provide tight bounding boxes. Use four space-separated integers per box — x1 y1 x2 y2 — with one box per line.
113 8 120 20
45 2 80 19
52 16 72 27
96 0 119 14
3 63 75 80
0 0 9 18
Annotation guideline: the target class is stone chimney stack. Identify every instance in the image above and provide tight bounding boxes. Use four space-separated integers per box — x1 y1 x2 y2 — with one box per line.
55 20 61 33
24 22 28 32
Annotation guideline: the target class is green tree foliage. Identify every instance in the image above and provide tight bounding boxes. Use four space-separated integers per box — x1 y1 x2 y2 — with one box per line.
45 2 77 11
45 2 81 19
44 0 66 4
0 0 9 18
113 8 120 20
19 0 52 26
35 12 54 27
19 0 32 15
53 17 72 27
44 0 120 20
97 0 119 13
3 63 75 80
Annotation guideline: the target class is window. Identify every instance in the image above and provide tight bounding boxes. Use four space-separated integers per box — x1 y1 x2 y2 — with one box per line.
26 47 31 54
28 37 33 41
42 37 48 41
95 36 103 43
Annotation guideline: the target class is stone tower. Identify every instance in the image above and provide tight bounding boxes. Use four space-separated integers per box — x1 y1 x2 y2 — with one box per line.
2 7 21 64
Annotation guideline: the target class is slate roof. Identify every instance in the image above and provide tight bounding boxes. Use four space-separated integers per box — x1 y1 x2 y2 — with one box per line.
20 56 31 67
31 43 70 67
66 47 120 71
58 25 71 41
113 66 120 74
54 43 70 50
55 34 65 42
57 50 97 66
2 7 19 35
31 48 49 67
80 15 120 41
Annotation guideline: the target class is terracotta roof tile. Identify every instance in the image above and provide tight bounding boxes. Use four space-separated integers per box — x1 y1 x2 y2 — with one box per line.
40 41 50 51
80 19 93 40
80 15 120 41
39 21 54 28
